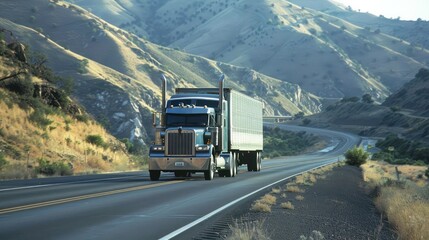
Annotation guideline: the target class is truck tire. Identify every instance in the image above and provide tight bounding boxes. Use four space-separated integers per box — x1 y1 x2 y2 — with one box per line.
247 152 257 171
232 153 238 176
256 152 261 172
149 170 160 181
247 157 255 171
232 158 237 177
204 156 215 180
226 154 235 177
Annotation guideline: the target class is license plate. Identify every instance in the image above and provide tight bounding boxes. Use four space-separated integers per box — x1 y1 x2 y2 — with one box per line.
175 162 185 167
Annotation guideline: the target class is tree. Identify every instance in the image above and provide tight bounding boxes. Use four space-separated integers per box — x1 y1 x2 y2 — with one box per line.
302 118 311 125
345 147 369 166
294 111 304 119
362 94 374 104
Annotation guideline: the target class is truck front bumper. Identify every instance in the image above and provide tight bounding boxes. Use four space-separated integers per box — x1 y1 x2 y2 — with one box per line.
149 156 211 171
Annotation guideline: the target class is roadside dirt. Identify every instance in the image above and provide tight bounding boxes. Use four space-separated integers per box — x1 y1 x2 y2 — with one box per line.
221 165 398 239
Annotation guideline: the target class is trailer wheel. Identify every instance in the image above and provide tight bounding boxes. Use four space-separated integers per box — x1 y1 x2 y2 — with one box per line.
247 152 257 171
232 153 238 176
149 170 160 181
204 156 215 180
247 157 255 171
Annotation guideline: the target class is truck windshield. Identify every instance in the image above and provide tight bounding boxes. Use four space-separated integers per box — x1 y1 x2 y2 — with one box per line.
166 114 209 127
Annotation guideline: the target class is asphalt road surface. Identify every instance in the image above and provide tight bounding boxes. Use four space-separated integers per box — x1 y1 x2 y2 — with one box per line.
0 125 360 240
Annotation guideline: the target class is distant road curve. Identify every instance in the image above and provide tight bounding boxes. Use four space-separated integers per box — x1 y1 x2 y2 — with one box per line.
0 124 360 240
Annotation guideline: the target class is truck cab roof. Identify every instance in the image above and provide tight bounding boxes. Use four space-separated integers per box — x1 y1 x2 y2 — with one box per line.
167 95 220 109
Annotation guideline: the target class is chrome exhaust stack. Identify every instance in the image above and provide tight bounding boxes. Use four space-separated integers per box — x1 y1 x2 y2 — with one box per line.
217 74 225 151
161 74 167 127
154 74 167 145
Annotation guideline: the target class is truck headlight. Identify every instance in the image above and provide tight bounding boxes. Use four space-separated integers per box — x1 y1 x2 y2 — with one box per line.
195 145 210 152
151 146 165 152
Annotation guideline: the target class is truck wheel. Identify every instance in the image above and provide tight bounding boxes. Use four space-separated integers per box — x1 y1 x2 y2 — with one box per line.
232 159 237 177
233 153 238 176
256 152 261 172
247 152 257 171
149 170 160 181
204 156 215 180
247 159 255 172
226 154 235 177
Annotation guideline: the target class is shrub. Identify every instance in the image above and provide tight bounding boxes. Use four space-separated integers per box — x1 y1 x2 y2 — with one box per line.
0 152 8 170
75 114 89 123
362 93 374 104
425 167 429 178
29 109 53 128
86 134 107 148
35 159 73 176
2 77 34 97
281 201 295 209
227 219 270 240
345 147 369 166
302 118 311 125
78 59 89 74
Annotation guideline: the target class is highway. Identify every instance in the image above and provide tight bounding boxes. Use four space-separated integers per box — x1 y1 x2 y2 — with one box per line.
0 125 360 240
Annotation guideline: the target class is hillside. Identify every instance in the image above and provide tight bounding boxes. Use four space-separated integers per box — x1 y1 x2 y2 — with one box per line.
0 40 133 178
301 69 429 143
73 0 429 100
0 0 322 145
383 68 429 117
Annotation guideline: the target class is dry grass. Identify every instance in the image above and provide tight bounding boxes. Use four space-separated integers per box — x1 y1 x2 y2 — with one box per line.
285 184 305 193
271 187 281 194
0 164 36 180
0 90 133 179
251 201 272 213
299 230 325 240
281 193 287 198
295 172 317 186
227 219 270 240
281 201 295 210
362 161 429 240
251 194 277 213
295 195 305 201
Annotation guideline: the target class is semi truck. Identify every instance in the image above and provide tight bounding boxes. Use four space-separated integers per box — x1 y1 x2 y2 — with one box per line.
149 75 263 180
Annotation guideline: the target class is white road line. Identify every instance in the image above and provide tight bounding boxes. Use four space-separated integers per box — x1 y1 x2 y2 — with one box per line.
0 175 141 192
159 161 336 240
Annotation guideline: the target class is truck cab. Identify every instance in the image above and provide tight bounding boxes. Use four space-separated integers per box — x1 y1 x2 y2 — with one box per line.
149 75 262 181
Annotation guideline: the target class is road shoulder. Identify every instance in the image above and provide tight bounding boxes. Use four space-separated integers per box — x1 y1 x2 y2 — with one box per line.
227 165 397 239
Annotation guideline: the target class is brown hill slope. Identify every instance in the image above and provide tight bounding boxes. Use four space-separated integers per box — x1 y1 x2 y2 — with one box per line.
0 0 322 144
76 0 429 100
0 42 132 178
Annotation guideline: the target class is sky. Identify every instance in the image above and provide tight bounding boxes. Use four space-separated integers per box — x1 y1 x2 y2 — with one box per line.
333 0 429 20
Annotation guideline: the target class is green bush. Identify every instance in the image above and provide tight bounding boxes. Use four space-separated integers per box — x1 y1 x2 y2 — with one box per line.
86 135 107 149
2 77 34 97
75 114 89 123
35 159 73 176
345 147 369 166
29 109 53 128
0 152 8 170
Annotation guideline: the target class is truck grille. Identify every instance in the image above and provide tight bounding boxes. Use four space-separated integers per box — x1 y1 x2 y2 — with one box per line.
166 130 195 156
